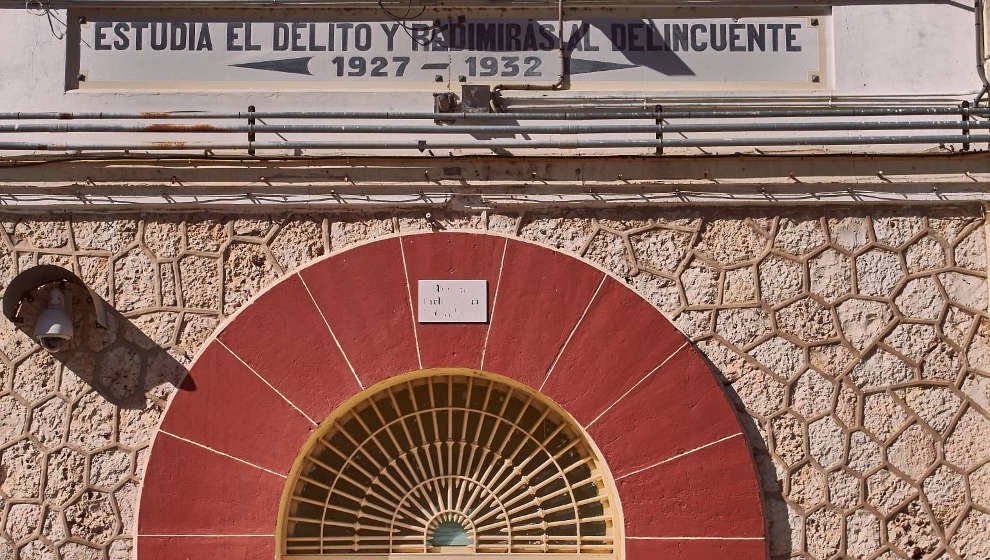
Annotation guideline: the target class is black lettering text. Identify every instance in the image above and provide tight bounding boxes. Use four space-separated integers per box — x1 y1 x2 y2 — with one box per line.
151 23 167 50
244 22 261 51
538 23 556 50
170 23 187 51
785 23 801 51
729 23 745 51
381 23 400 51
709 23 727 51
747 23 765 51
113 22 130 50
291 22 306 51
475 23 496 51
196 23 213 50
95 22 112 50
354 24 372 51
671 23 688 52
132 22 148 50
307 23 326 51
506 23 522 51
628 22 644 52
645 22 667 51
767 23 783 51
227 22 243 51
609 23 625 51
522 23 538 51
273 22 290 51
690 23 707 51
337 22 354 50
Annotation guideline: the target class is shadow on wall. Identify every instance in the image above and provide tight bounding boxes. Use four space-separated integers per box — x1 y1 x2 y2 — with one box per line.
700 349 793 560
10 282 194 409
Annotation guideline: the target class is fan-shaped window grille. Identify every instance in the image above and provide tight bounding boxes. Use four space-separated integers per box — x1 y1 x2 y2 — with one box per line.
279 371 621 558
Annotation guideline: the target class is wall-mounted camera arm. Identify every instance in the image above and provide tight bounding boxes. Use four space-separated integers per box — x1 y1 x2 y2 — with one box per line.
2 265 108 329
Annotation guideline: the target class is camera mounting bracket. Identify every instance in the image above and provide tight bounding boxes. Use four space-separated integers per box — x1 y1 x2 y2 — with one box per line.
2 265 108 329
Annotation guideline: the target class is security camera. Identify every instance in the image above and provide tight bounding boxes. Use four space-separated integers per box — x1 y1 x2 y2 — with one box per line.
34 286 73 352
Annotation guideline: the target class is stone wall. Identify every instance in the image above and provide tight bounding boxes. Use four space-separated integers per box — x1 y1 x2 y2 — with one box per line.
0 207 988 560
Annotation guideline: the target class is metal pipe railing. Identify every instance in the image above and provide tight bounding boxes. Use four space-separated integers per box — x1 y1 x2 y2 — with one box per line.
2 120 989 134
3 134 989 152
4 106 990 121
6 0 840 6
1 105 986 153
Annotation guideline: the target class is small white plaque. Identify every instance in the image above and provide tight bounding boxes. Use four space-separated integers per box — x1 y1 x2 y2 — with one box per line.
418 280 488 323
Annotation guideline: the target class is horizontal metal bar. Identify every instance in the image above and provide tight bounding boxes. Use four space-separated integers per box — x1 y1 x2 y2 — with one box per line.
3 107 990 121
663 134 990 147
0 110 654 121
0 190 983 211
2 120 989 134
0 0 858 6
1 134 987 152
2 179 989 211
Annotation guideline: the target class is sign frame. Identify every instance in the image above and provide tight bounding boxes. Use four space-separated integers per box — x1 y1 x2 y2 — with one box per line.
65 5 830 94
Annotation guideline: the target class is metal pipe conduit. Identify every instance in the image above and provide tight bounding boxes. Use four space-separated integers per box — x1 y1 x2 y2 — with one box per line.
3 0 845 6
3 107 990 121
3 134 990 151
2 120 990 134
2 105 987 154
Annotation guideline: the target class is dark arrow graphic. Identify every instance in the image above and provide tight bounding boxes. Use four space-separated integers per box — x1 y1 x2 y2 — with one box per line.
228 55 661 78
568 57 639 75
231 57 313 76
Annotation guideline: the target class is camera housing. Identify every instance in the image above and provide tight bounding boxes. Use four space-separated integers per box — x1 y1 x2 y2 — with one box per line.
34 286 73 352
3 266 106 353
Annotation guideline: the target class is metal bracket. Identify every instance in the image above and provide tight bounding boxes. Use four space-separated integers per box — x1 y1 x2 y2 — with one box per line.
2 265 108 329
248 105 257 156
433 92 459 124
655 104 663 156
962 101 972 152
460 85 492 113
434 92 459 114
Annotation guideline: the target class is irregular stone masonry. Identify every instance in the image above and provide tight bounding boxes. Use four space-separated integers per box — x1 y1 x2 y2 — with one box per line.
0 208 988 560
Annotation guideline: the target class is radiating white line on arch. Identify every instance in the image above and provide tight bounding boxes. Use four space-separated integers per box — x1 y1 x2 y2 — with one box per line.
583 340 690 430
539 273 607 392
626 536 765 540
614 432 743 481
216 339 318 426
398 235 424 370
479 237 510 371
296 271 364 390
138 534 274 538
158 430 286 479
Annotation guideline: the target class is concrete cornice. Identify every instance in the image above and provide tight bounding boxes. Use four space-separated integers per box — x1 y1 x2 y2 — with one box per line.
0 152 988 211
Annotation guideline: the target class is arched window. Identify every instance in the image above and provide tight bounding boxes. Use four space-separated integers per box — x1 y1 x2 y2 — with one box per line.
279 370 621 557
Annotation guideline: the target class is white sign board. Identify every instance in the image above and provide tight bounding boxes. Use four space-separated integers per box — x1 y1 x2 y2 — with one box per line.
74 15 825 90
418 280 488 323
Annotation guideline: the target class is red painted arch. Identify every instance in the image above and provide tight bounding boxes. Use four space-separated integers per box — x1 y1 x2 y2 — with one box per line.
137 232 767 560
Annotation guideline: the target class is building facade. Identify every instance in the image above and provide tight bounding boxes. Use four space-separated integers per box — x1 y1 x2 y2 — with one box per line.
0 2 989 560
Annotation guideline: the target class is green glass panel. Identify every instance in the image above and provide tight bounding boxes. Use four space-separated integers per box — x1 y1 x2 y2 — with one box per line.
430 521 472 547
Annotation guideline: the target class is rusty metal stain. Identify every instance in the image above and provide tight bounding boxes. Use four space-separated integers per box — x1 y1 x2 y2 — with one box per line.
144 124 220 132
150 141 188 149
